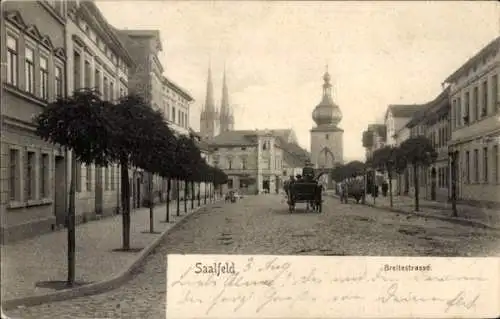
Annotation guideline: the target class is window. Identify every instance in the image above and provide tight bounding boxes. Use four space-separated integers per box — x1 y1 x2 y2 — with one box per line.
228 179 233 189
105 166 109 190
40 57 49 99
241 156 247 169
172 107 176 122
25 151 35 200
40 153 49 198
25 47 35 94
7 35 18 86
84 60 91 88
110 81 114 100
482 80 488 116
494 145 499 183
493 75 499 109
227 158 233 169
483 147 488 183
263 141 267 150
55 66 63 97
456 97 462 127
110 165 115 191
86 164 92 191
464 92 470 124
103 77 108 100
473 86 479 121
74 51 81 90
178 110 181 124
465 151 470 183
474 149 479 183
325 134 329 140
120 87 124 98
9 149 20 201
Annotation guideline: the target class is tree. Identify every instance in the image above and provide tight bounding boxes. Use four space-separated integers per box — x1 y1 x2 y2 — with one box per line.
398 136 437 212
35 89 116 286
107 94 177 245
371 146 398 208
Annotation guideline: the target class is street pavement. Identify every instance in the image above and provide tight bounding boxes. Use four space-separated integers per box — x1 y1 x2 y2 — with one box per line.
5 194 500 319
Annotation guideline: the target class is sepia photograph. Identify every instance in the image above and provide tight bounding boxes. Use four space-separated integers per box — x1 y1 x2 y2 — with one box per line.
1 0 499 318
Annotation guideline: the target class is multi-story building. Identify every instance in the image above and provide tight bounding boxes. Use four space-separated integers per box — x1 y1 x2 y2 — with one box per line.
405 88 451 202
116 29 164 207
362 124 386 161
1 1 68 242
445 36 500 207
208 129 309 194
162 76 193 136
66 1 134 220
384 104 423 146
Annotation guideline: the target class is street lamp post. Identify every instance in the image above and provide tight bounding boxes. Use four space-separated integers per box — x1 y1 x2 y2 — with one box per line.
448 149 458 217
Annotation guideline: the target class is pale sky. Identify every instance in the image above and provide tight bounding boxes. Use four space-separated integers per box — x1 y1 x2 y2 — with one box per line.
96 1 499 162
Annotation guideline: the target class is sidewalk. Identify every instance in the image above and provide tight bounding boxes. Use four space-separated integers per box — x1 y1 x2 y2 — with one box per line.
1 196 220 308
325 190 500 230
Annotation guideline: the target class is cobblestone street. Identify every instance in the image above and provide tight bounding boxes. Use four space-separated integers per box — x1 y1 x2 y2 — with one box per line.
6 194 500 319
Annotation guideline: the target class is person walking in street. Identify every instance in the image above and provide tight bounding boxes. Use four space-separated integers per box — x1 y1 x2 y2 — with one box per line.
340 180 349 204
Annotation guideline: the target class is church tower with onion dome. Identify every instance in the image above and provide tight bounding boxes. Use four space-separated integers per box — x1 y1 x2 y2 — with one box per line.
310 66 344 172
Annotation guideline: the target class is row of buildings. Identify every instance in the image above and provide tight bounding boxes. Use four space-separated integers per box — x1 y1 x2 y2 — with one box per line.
199 68 345 194
363 36 500 207
1 1 198 243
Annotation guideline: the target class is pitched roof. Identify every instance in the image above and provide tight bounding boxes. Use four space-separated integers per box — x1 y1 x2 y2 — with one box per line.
367 124 387 140
407 87 451 128
385 104 425 120
207 129 310 165
445 36 500 83
207 130 259 147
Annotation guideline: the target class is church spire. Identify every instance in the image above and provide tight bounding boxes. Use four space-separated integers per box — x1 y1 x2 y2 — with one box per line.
219 64 232 133
200 62 216 139
205 63 215 112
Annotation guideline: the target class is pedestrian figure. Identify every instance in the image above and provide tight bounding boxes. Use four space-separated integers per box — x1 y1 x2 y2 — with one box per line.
340 181 349 204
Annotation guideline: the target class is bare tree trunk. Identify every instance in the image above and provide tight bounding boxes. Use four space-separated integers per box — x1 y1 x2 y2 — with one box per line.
165 178 171 222
413 163 419 212
197 182 201 207
176 179 180 216
148 173 155 232
204 182 207 204
67 152 76 286
388 169 393 208
184 180 188 213
120 158 131 250
191 181 195 210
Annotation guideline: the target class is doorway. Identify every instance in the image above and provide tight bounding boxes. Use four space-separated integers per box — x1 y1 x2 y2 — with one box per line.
54 156 66 226
263 180 269 193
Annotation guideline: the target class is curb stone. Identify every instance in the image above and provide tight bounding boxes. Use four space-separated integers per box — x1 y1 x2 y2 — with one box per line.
325 193 500 231
1 199 222 311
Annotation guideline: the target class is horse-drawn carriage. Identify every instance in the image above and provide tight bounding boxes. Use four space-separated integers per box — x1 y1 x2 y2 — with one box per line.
284 164 323 213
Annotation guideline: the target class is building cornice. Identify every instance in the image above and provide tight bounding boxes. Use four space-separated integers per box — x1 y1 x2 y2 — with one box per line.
79 2 135 68
162 76 194 102
445 36 500 83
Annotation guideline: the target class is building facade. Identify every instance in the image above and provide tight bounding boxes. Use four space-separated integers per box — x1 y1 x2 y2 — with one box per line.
404 89 451 202
116 29 164 208
208 129 309 194
1 1 68 242
310 69 344 175
362 124 386 162
446 36 500 207
66 1 134 220
162 76 193 136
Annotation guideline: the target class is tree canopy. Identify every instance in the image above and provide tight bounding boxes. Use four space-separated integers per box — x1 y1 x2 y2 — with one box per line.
35 89 226 185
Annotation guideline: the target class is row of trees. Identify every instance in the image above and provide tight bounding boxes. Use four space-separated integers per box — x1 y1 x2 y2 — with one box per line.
35 89 228 285
331 136 438 212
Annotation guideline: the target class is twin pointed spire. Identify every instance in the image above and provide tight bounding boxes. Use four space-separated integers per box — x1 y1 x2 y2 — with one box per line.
200 60 234 138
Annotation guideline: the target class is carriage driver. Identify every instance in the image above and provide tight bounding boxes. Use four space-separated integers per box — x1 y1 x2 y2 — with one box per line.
302 160 315 182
